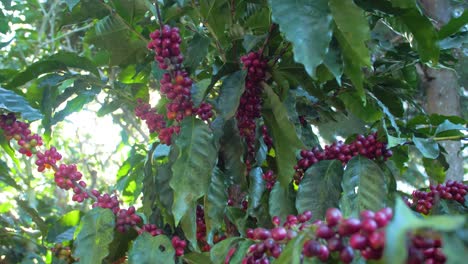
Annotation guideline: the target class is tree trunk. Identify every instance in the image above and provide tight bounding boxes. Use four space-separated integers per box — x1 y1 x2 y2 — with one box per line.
418 0 463 181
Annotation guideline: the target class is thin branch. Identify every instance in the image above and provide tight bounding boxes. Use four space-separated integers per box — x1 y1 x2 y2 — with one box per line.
260 24 276 58
154 0 164 29
271 42 291 66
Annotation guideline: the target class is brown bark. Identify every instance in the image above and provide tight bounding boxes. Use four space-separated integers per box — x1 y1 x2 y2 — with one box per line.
418 0 464 181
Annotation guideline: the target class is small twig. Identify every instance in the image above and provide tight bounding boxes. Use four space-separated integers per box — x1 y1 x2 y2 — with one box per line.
154 1 164 29
260 24 276 58
271 42 291 66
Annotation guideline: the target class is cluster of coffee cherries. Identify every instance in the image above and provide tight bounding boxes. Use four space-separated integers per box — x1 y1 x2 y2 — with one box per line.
262 170 276 191
261 125 273 150
51 243 75 263
239 207 393 264
92 191 121 214
137 25 214 144
115 206 142 233
0 113 43 156
407 180 468 215
407 231 446 264
242 211 313 263
237 51 268 162
172 236 187 257
196 205 210 251
294 133 392 184
35 147 62 172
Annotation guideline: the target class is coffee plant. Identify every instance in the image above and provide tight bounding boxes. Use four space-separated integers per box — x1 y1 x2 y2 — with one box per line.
0 0 467 263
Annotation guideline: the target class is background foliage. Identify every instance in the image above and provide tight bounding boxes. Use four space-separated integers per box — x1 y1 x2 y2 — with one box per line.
0 0 467 263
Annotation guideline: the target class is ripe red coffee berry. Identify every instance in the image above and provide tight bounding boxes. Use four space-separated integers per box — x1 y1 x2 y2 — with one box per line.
325 208 342 227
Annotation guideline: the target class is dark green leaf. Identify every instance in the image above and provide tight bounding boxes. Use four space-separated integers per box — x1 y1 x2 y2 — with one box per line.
438 10 468 39
220 119 247 189
338 92 383 123
412 136 439 159
206 167 228 239
329 0 371 66
398 8 439 63
128 233 175 264
210 237 241 264
0 87 43 121
262 84 304 187
341 156 387 217
7 52 98 88
185 33 211 72
269 182 296 222
73 207 115 263
216 71 247 120
170 117 217 224
296 160 343 221
323 38 343 85
270 0 332 78
191 79 211 107
248 167 266 212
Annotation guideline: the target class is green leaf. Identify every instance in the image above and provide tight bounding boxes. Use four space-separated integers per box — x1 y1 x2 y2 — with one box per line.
384 199 465 264
7 52 98 88
0 160 20 190
73 207 115 264
0 87 43 121
338 92 383 123
17 200 48 236
216 71 247 120
398 8 439 63
323 38 343 85
229 240 255 264
442 231 468 264
329 0 371 67
191 79 211 107
341 156 388 217
242 34 266 52
226 207 248 235
247 167 266 212
170 117 217 225
412 136 439 159
272 233 307 264
183 252 213 264
269 182 296 222
335 29 365 99
185 33 211 72
47 210 83 243
85 15 147 66
219 119 247 189
270 0 332 78
438 10 468 39
65 0 80 11
128 233 175 264
210 237 241 264
52 88 99 125
206 167 228 239
296 160 343 221
422 156 447 184
434 119 467 135
262 84 304 187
